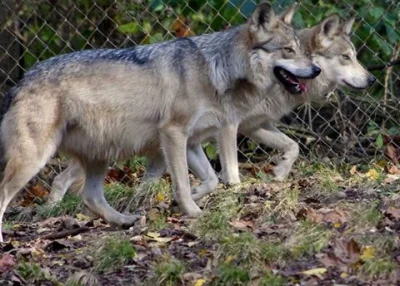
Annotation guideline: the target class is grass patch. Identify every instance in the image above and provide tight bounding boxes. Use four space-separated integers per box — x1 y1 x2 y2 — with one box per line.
192 210 232 240
259 271 287 286
360 256 397 278
104 182 137 211
263 186 299 222
191 186 243 240
94 236 136 273
317 169 341 194
36 193 83 218
349 201 382 231
286 220 331 258
65 271 98 286
220 232 262 266
213 263 250 285
116 179 171 212
260 241 288 264
152 257 185 286
128 156 147 173
17 262 55 284
3 221 14 230
148 210 169 232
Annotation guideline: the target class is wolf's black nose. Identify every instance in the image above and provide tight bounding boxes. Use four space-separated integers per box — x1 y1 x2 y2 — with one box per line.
312 65 321 77
368 75 376 86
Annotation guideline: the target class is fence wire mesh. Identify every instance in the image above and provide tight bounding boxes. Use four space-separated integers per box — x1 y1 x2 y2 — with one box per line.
0 0 399 193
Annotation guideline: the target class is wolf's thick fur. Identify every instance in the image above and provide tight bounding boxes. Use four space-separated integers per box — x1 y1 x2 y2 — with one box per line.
48 14 376 206
0 3 320 241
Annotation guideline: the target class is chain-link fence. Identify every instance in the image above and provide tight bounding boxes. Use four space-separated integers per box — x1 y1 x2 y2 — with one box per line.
0 0 399 192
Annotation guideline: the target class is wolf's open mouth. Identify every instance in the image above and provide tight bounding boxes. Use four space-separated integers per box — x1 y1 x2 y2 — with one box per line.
274 67 307 94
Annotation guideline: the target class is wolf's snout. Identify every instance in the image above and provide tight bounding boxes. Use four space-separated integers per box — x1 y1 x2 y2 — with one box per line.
311 65 321 78
367 75 376 87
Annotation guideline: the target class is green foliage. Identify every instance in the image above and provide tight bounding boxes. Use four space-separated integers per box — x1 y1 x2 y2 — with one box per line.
37 193 83 218
10 0 400 146
18 0 399 72
153 258 186 286
94 236 136 273
17 262 56 283
214 263 251 285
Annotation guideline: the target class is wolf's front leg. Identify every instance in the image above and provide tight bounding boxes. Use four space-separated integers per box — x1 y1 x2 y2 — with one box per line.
187 144 219 201
241 121 299 181
218 123 241 185
160 126 202 217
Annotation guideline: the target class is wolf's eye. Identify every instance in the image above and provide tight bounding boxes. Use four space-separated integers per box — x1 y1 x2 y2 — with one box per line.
284 47 295 54
342 54 351 61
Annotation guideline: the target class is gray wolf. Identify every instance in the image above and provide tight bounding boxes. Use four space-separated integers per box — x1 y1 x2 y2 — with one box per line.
144 14 376 198
47 14 375 207
0 2 320 241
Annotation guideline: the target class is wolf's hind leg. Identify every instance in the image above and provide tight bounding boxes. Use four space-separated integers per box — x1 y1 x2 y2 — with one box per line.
47 159 84 205
0 136 60 242
188 144 219 201
143 153 166 182
81 160 141 227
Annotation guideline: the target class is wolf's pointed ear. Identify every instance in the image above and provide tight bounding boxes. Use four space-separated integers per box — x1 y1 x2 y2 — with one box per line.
318 15 340 39
341 16 355 36
249 2 276 31
279 3 297 25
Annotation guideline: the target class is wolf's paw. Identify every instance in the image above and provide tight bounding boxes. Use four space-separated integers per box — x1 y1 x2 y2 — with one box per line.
220 174 241 186
107 213 142 229
191 178 218 201
186 208 203 218
180 200 203 217
272 163 291 181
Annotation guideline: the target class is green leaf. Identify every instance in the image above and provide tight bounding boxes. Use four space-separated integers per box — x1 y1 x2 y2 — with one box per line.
369 7 384 21
150 0 164 12
205 144 218 160
385 22 399 44
118 22 140 34
376 134 384 148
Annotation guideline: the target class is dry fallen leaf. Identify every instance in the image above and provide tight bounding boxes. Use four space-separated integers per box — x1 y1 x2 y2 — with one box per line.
301 208 348 225
21 184 49 206
194 279 206 286
386 144 399 165
302 267 327 276
145 232 173 244
319 238 361 272
76 213 91 221
0 254 16 273
156 192 165 202
360 246 375 261
387 164 400 175
365 169 379 180
350 165 357 175
228 219 254 231
386 206 400 220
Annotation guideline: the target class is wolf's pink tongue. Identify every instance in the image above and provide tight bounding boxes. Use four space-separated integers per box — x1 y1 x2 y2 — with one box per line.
299 83 307 92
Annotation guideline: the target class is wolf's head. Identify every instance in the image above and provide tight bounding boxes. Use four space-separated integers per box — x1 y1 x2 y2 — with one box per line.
306 15 376 90
247 3 321 94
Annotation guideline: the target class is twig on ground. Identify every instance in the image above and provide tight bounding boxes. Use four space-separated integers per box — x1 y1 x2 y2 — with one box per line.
41 226 90 240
